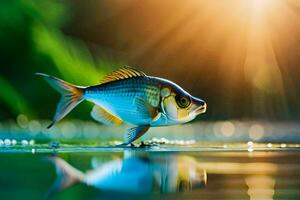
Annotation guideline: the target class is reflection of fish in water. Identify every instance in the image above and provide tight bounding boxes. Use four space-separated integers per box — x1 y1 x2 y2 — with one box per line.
46 154 206 198
37 67 206 144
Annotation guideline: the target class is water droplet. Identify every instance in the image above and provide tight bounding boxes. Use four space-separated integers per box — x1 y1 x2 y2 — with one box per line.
267 143 272 148
0 139 4 146
29 140 35 145
21 140 29 146
248 147 254 152
31 148 36 154
160 137 168 144
280 143 287 148
11 139 17 145
247 141 254 146
4 139 11 146
152 137 158 143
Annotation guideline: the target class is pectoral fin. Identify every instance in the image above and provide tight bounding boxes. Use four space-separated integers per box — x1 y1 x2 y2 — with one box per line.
123 125 150 144
91 105 123 126
134 97 159 120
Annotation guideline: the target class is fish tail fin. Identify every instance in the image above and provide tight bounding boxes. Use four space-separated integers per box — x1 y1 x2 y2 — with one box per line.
35 73 85 128
44 156 85 200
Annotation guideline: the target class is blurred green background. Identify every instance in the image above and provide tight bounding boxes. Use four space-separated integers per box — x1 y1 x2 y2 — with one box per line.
1 0 300 122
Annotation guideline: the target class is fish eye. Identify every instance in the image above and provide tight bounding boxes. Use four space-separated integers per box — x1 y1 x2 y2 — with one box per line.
175 95 191 108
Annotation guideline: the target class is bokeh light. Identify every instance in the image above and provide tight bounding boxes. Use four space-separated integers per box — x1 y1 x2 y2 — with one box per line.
249 124 265 140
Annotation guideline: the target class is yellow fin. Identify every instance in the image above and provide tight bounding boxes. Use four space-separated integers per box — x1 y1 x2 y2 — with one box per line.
91 105 123 126
100 66 146 84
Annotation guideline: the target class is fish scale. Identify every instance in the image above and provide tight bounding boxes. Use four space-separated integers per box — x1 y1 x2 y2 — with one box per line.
86 78 160 102
84 77 161 125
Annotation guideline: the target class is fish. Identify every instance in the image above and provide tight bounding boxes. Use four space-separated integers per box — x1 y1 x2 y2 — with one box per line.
45 153 207 199
36 66 207 144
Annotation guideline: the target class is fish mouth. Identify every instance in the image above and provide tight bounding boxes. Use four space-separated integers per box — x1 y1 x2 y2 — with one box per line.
195 103 207 114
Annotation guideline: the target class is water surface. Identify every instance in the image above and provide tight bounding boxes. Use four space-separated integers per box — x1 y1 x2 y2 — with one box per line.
1 121 300 199
1 142 300 200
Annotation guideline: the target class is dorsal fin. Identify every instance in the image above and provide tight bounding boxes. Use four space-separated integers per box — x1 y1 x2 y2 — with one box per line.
100 66 146 84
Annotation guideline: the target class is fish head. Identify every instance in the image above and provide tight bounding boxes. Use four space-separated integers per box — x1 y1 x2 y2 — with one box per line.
160 81 207 123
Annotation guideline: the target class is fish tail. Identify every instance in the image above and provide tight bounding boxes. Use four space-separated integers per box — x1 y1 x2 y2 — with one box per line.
36 73 85 128
44 156 84 200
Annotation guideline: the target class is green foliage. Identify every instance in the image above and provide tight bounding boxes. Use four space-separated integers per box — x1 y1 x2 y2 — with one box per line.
32 24 106 85
0 76 32 116
0 0 119 119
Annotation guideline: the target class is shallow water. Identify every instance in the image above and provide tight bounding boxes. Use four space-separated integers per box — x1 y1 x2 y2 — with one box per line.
1 121 300 199
1 142 300 200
